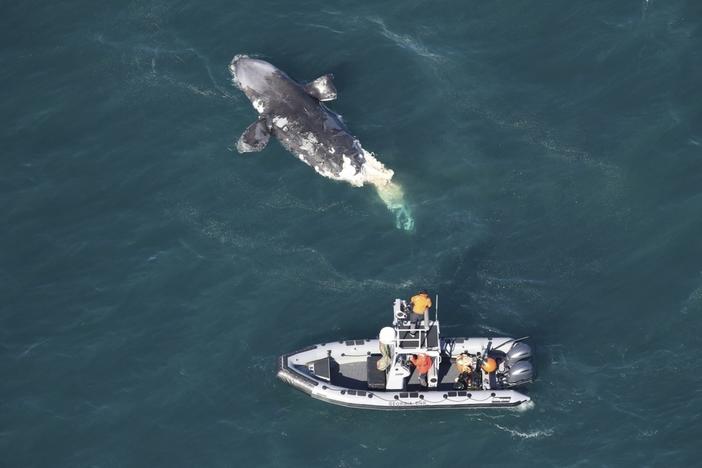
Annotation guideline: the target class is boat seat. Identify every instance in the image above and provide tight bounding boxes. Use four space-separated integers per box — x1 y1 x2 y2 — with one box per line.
426 325 439 348
489 369 497 389
309 356 334 382
427 356 439 388
366 354 386 390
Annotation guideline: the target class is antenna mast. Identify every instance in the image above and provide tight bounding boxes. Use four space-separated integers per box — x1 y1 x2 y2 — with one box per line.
435 294 439 323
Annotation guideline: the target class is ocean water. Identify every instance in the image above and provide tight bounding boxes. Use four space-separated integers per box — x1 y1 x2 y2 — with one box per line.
2 0 702 466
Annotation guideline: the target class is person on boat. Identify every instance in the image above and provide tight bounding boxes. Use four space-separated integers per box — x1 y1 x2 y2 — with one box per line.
410 353 433 387
408 290 432 335
453 352 473 390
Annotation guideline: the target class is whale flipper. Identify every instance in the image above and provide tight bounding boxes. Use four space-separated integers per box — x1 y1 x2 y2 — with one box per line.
304 74 337 101
236 117 271 153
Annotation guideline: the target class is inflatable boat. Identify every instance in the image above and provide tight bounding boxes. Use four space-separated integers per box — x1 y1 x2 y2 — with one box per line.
277 298 534 410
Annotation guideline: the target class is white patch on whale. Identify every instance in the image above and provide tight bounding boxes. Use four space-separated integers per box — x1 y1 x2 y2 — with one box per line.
289 129 413 229
252 99 265 113
338 155 360 184
272 116 288 128
315 80 334 98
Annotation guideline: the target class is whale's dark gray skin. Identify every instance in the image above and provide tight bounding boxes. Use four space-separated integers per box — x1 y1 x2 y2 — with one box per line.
230 55 372 185
229 55 414 230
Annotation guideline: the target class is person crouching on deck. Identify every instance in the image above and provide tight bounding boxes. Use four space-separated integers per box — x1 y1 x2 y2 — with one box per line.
453 352 474 390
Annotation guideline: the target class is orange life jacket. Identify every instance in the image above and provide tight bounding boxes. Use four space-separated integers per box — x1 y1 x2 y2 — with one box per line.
411 354 433 374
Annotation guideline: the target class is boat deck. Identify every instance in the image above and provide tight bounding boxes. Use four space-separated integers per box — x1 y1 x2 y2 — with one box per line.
331 356 468 392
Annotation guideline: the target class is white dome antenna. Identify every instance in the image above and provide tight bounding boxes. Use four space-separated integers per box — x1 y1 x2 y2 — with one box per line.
379 327 396 345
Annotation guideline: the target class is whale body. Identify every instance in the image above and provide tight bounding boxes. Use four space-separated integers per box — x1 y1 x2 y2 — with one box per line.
229 55 414 229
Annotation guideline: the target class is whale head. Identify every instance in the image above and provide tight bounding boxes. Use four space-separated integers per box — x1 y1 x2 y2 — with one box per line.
229 55 278 95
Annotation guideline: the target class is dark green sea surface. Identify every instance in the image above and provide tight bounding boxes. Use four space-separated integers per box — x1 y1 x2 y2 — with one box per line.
2 1 702 466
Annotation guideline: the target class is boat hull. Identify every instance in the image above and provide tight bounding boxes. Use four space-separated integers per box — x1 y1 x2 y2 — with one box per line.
277 339 532 410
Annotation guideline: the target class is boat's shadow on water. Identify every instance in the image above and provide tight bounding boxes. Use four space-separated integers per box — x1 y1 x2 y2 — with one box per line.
434 239 495 323
436 237 551 378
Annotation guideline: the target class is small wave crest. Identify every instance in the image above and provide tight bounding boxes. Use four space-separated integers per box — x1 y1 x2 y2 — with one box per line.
368 17 442 62
494 423 553 439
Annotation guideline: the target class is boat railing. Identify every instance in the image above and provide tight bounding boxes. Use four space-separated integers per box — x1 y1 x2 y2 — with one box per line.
391 298 439 352
393 323 434 353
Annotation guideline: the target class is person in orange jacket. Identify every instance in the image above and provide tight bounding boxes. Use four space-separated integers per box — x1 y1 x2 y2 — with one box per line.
410 353 433 387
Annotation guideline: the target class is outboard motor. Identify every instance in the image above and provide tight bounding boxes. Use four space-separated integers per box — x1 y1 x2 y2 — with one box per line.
505 342 532 368
505 360 534 386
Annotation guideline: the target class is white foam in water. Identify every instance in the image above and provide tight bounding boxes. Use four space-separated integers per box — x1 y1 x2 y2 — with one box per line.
513 399 536 413
373 179 414 231
494 423 553 439
302 145 414 230
356 149 414 231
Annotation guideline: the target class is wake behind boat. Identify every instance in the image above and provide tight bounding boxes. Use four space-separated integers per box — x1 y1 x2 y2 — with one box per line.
277 297 534 410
